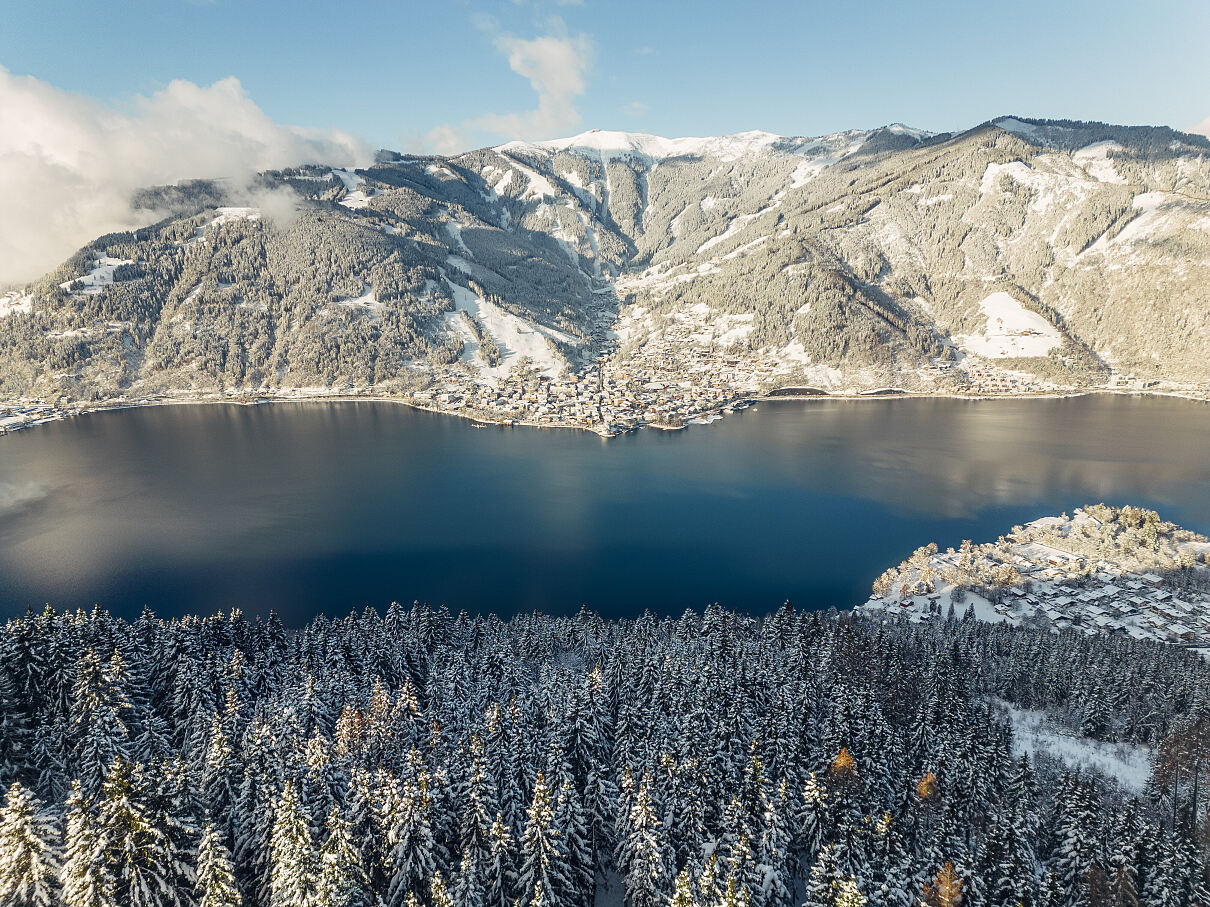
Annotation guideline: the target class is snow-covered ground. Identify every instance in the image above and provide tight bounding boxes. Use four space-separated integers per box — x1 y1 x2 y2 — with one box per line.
1072 141 1125 184
499 129 783 164
59 257 134 295
956 292 1062 358
0 292 33 318
332 169 371 209
210 207 261 227
443 278 573 379
333 285 383 316
999 702 1152 792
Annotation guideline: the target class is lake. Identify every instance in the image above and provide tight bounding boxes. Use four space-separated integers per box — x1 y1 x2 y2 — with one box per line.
1 395 1209 623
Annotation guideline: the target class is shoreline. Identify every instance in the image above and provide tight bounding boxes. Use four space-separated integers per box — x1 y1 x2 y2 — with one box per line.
1 383 1207 438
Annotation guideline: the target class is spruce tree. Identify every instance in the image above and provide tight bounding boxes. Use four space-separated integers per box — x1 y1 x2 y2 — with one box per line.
196 822 241 907
270 780 317 907
61 780 111 907
0 781 60 907
386 778 440 907
517 771 573 907
317 805 371 907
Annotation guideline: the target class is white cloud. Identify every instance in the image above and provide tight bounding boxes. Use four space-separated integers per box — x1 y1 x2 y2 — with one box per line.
622 100 649 117
419 26 594 154
1188 116 1210 138
0 67 372 286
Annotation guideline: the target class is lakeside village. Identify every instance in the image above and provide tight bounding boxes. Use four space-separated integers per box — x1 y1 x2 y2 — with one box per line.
3 311 1209 436
860 504 1210 647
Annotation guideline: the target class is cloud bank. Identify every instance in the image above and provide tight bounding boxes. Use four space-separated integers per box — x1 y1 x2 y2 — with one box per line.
422 25 594 154
0 68 372 286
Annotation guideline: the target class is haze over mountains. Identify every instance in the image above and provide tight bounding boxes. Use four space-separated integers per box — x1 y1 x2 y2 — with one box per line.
3 115 1210 405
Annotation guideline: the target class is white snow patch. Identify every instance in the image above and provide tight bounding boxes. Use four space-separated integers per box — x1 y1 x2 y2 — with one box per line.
995 117 1041 140
210 207 261 226
497 155 557 200
919 192 953 207
59 257 134 295
332 169 370 209
443 278 573 379
1072 141 1125 184
956 292 1062 359
1001 703 1152 792
445 220 472 256
697 201 781 254
334 285 382 315
0 292 33 318
500 129 782 164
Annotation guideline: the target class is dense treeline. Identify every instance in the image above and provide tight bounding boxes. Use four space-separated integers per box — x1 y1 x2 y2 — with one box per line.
2 602 1210 907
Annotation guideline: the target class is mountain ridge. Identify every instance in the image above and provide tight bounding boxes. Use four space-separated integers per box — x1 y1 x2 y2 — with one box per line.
2 114 1209 432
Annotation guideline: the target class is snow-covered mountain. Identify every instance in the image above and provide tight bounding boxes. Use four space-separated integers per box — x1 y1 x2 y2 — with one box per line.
3 115 1210 404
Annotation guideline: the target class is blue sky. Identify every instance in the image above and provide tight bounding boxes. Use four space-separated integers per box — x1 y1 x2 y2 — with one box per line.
4 0 1210 151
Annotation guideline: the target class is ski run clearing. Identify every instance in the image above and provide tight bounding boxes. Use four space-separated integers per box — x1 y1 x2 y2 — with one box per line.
59 257 134 295
956 292 1062 359
443 278 573 380
0 292 33 318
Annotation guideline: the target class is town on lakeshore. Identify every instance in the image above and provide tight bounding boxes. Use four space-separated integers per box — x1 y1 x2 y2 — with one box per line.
860 505 1210 647
3 323 1209 437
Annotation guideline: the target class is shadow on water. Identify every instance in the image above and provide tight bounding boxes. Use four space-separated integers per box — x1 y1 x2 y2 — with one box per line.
1 395 1208 623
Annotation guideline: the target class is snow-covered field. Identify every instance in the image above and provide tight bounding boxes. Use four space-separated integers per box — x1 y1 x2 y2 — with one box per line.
210 207 261 227
59 257 134 295
956 292 1062 359
333 285 383 316
1072 141 1125 184
999 702 1152 792
443 278 572 379
0 292 33 318
332 169 371 209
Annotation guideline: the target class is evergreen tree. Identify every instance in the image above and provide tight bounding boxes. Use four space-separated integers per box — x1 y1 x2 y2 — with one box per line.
618 774 672 907
484 812 516 907
517 771 573 907
270 780 317 907
196 822 242 907
94 758 178 907
317 805 371 907
386 778 440 907
0 781 60 907
62 781 111 907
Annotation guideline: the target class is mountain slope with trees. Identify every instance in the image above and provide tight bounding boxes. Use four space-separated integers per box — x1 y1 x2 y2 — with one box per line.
2 116 1210 408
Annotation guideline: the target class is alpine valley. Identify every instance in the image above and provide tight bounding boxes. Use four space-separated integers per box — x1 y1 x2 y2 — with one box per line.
3 115 1210 434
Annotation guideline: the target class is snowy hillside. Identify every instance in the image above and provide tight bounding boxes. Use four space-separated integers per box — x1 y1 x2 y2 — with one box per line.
3 115 1210 407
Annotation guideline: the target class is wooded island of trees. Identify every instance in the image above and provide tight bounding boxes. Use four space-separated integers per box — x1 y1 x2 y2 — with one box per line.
1 602 1209 907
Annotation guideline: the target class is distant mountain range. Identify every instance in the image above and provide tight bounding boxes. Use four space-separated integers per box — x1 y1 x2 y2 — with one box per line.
3 115 1210 406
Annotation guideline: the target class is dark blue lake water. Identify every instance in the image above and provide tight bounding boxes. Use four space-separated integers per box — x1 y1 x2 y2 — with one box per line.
2 396 1209 623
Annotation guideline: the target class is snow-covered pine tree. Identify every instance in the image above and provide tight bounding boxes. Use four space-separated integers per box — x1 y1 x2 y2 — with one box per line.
484 812 516 907
71 651 132 796
95 758 179 907
317 805 370 907
269 779 317 907
0 781 60 907
517 771 573 907
555 774 593 907
386 777 440 907
196 822 241 907
0 666 32 787
755 777 793 907
61 780 112 907
617 773 673 907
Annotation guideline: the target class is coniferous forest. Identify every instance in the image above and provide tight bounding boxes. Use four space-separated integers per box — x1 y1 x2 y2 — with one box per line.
2 602 1210 907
